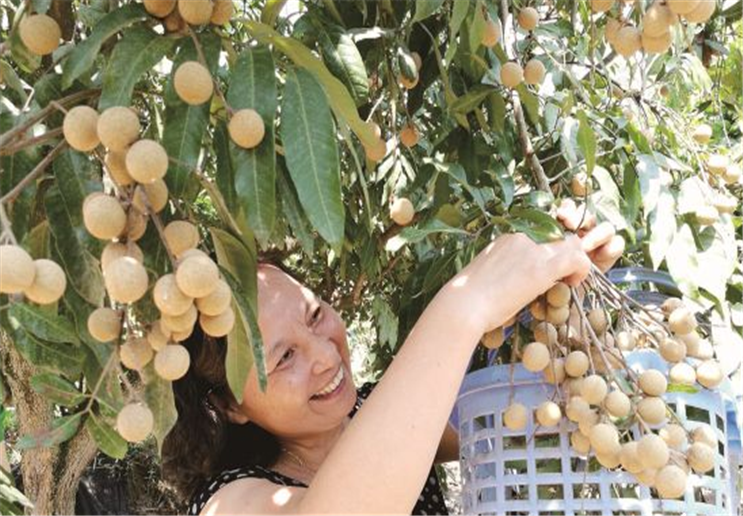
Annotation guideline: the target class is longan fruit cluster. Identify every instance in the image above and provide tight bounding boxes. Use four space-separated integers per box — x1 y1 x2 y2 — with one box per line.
143 0 234 28
363 121 388 162
0 245 67 304
500 59 546 89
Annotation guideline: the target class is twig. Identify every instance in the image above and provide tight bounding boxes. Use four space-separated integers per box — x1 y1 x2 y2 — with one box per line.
0 141 68 204
0 203 18 245
0 127 64 156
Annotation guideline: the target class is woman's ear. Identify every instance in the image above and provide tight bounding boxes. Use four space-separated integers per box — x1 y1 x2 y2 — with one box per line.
208 391 250 424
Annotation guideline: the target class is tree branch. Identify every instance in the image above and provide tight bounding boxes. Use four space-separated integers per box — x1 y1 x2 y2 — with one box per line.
0 141 68 204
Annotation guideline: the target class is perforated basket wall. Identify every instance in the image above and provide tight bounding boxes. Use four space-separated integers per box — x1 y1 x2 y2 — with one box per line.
456 350 736 516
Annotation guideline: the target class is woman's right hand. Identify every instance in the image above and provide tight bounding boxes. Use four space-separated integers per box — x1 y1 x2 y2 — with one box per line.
438 232 592 335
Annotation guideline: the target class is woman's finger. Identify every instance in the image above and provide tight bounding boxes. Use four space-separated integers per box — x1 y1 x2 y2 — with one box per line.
581 221 615 253
591 235 626 272
556 201 596 232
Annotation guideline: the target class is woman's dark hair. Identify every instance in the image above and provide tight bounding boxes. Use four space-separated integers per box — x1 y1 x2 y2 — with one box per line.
161 258 300 504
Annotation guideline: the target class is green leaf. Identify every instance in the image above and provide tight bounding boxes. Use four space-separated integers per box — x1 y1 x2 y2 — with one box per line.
414 0 445 22
213 122 238 213
9 303 79 345
30 373 86 407
162 33 221 201
450 0 470 39
695 219 737 302
487 92 506 132
468 0 486 54
647 189 676 270
317 25 369 106
281 68 344 247
577 111 597 174
16 413 83 450
0 60 27 103
450 85 495 115
385 220 468 253
62 4 148 89
590 166 626 230
508 208 565 243
9 19 41 73
80 343 124 413
666 224 699 298
243 21 378 148
667 383 700 394
85 412 128 460
54 150 101 228
8 326 84 377
277 159 316 254
226 46 277 247
98 27 176 110
636 154 662 214
143 369 177 457
372 298 398 351
261 0 289 26
517 84 541 125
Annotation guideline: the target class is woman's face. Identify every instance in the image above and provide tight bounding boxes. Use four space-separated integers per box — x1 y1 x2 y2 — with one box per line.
228 265 357 437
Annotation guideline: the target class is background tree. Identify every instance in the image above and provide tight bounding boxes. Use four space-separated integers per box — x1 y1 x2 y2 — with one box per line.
0 0 740 513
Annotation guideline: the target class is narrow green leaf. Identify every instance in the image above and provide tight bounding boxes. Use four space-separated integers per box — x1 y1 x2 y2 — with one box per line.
385 220 468 252
261 0 289 26
317 25 370 106
517 85 541 125
277 159 315 254
487 92 506 132
143 369 177 457
54 150 101 228
577 111 597 174
98 27 176 110
30 373 86 407
648 189 676 269
450 85 496 115
508 208 565 243
414 0 445 21
85 412 128 459
9 326 84 377
666 223 699 298
9 303 79 345
450 0 470 39
281 68 344 247
636 154 662 214
226 46 277 247
213 122 238 213
62 4 148 89
468 0 486 54
16 413 83 450
80 343 124 413
0 60 27 103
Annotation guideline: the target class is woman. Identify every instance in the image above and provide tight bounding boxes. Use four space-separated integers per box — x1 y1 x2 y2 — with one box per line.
162 203 624 515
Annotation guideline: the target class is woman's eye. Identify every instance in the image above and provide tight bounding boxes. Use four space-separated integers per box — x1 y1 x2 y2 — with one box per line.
311 306 322 324
278 348 294 366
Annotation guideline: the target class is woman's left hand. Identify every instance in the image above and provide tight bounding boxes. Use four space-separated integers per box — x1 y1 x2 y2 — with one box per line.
555 199 625 273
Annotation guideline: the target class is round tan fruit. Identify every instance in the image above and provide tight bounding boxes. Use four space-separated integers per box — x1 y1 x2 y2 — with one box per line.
620 442 644 473
605 18 622 45
523 342 550 372
390 197 415 226
604 390 631 418
691 426 716 451
228 108 265 149
400 124 419 148
176 255 219 298
366 121 382 140
642 30 672 54
147 320 171 352
19 14 61 56
661 297 684 316
133 179 169 214
667 0 700 14
634 468 658 486
125 209 148 242
24 259 66 304
517 7 539 30
153 274 193 316
707 154 729 175
87 307 122 343
581 375 608 405
154 344 190 380
669 362 696 385
174 61 213 106
503 403 528 430
571 431 591 455
481 19 501 47
162 303 198 333
535 401 561 427
105 151 135 186
643 2 678 37
566 396 591 422
170 326 194 342
83 194 126 240
529 298 548 320
545 305 570 326
104 257 149 304
659 338 686 363
63 106 100 152
399 74 419 90
616 330 636 351
614 26 642 58
587 308 608 334
546 282 570 307
543 358 566 384
696 360 723 389
117 403 154 443
687 442 715 473
500 62 524 88
639 369 668 396
210 0 233 24
481 327 505 349
695 205 719 226
97 107 140 151
714 193 738 214
637 433 670 470
101 242 143 272
571 171 591 196
178 0 213 24
723 164 741 184
119 337 154 371
660 424 688 449
591 0 614 12
144 0 176 17
533 321 558 346
682 0 715 22
195 280 232 317
163 220 200 258
692 124 713 144
523 59 546 86
365 138 387 162
669 307 696 335
163 9 187 32
0 245 36 294
565 351 589 377
589 423 620 455
637 397 667 425
654 465 687 499
578 410 600 435
411 52 422 71
200 306 236 337
126 139 168 184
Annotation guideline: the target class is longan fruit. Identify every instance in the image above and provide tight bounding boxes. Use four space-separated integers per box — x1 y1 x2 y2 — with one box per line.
581 375 608 405
615 330 636 351
605 18 622 45
133 179 169 214
87 307 122 343
639 369 668 397
571 171 591 196
195 279 232 316
176 254 219 298
577 410 600 435
178 0 213 25
566 396 591 422
154 344 190 380
390 197 415 226
614 26 642 57
571 431 591 455
669 307 697 335
210 0 234 25
522 342 550 372
587 308 608 334
723 163 741 184
659 425 687 450
695 205 719 226
661 297 684 316
634 468 658 486
178 248 209 262
411 52 422 71
147 320 171 352
144 0 177 17
691 338 714 360
97 106 140 151
83 194 126 240
546 282 570 307
116 403 154 443
101 242 144 272
126 139 168 184
517 7 539 30
682 0 715 22
591 0 615 13
63 106 100 152
105 151 135 186
565 351 589 378
153 274 194 316
642 30 672 54
691 425 716 447
170 326 194 342
125 209 148 242
481 327 505 349
522 59 546 86
667 0 700 14
619 442 644 473
228 108 265 149
500 62 524 88
19 14 61 56
659 338 686 363
399 123 419 148
200 306 235 337
174 61 213 106
714 193 738 214
692 124 712 144
529 298 548 320
162 303 198 333
696 360 723 389
706 154 729 175
637 433 669 470
503 403 528 430
119 337 154 371
589 423 620 455
643 2 678 37
163 9 187 32
654 465 687 499
533 321 558 346
669 362 696 385
365 138 387 162
24 259 66 304
604 390 631 418
687 442 715 473
546 304 570 325
535 401 561 427
481 19 501 47
543 358 566 385
366 121 382 140
104 256 149 304
0 245 36 294
163 220 200 258
637 397 667 425
399 74 419 89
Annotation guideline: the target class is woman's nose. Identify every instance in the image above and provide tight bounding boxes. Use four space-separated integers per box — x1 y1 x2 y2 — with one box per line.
308 335 339 375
